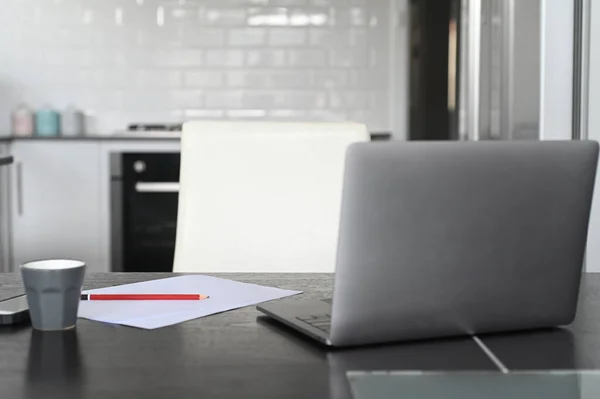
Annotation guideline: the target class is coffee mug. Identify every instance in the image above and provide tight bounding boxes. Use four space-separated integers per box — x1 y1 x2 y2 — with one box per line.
20 260 86 331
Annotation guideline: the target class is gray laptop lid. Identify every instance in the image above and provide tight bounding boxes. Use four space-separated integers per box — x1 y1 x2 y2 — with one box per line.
330 141 598 347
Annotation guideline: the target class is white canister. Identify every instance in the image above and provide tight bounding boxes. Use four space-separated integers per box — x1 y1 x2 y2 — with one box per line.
60 106 85 137
11 104 34 136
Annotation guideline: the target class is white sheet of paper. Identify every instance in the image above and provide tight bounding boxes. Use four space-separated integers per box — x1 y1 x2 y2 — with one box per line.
77 275 302 329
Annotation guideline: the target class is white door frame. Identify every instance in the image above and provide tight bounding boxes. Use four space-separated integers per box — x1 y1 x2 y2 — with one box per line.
539 0 575 141
579 0 600 272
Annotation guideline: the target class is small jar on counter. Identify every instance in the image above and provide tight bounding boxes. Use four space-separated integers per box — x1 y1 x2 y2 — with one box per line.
11 104 34 137
61 105 85 137
35 106 60 137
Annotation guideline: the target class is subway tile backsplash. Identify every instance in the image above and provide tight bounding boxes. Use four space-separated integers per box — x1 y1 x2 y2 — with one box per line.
0 0 392 134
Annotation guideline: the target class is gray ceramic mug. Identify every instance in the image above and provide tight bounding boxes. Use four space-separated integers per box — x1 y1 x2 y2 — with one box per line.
20 260 86 331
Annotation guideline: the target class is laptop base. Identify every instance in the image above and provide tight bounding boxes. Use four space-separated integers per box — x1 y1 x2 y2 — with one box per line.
257 299 333 346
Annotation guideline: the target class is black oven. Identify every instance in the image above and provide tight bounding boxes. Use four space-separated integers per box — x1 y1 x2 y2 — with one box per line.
111 153 180 272
108 133 389 272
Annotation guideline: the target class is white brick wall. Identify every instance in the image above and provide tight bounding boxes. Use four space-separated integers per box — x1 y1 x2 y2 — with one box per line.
0 0 398 135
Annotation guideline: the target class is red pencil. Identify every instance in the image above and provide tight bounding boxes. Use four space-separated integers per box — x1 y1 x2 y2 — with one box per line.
80 294 209 301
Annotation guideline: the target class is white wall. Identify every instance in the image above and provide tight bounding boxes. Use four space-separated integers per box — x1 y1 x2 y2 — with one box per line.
0 0 405 135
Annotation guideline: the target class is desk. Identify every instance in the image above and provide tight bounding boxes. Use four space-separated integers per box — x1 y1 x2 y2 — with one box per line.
0 273 598 399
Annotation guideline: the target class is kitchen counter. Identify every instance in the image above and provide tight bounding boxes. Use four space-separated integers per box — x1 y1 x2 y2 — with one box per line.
0 156 13 166
0 132 392 142
0 134 181 141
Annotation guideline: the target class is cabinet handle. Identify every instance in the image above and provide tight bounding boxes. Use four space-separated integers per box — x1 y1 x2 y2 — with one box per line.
135 182 180 193
16 162 23 216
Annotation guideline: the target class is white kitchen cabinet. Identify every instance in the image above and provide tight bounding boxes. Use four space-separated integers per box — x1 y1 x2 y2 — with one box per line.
10 142 105 272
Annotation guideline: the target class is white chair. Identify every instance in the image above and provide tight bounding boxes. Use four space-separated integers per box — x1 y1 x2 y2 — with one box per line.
173 121 369 273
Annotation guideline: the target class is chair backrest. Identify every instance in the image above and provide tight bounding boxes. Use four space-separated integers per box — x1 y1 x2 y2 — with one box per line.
173 121 369 273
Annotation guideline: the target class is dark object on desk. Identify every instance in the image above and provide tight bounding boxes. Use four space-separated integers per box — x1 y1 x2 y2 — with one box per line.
259 141 599 347
0 294 29 325
1 273 600 399
21 259 86 331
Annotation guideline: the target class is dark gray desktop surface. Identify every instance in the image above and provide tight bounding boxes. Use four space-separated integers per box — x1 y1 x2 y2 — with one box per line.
0 272 598 399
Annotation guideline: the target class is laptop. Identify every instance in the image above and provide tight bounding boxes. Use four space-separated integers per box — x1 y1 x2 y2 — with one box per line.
257 141 599 347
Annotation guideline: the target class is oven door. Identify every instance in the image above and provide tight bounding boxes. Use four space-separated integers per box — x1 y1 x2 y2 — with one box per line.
120 153 180 272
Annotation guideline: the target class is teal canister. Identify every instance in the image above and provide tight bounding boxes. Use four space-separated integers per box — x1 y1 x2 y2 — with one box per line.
35 107 60 137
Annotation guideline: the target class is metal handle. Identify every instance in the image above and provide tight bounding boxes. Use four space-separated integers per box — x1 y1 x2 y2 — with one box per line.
135 182 180 193
16 162 23 216
458 0 483 141
467 0 482 141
